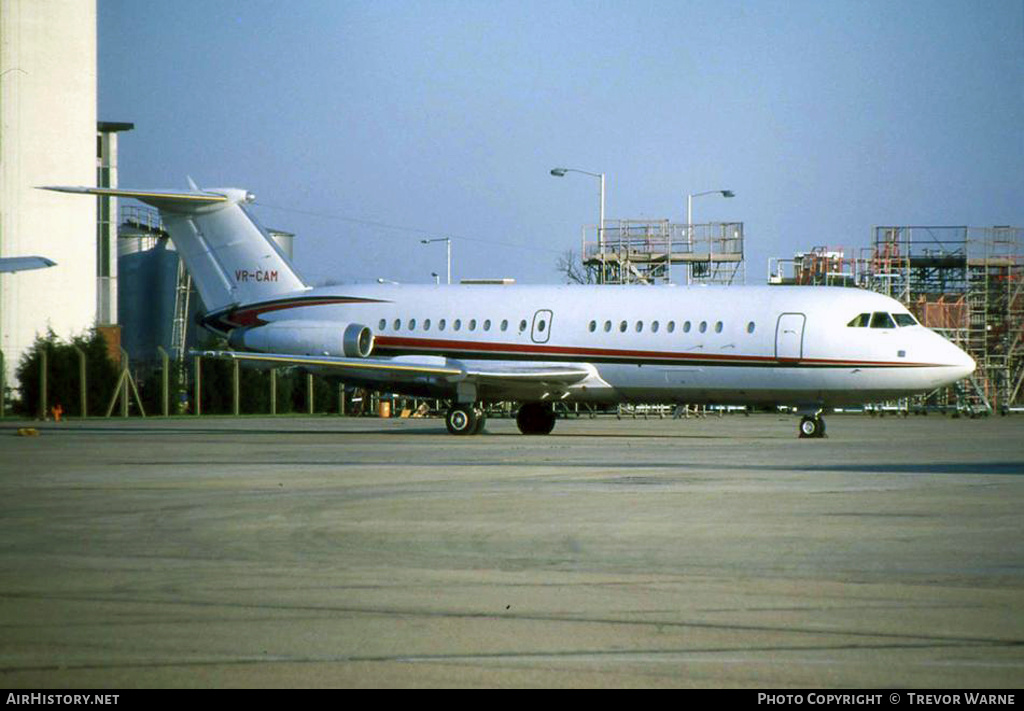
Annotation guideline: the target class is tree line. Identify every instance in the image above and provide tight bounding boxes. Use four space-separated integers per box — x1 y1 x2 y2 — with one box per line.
6 329 359 417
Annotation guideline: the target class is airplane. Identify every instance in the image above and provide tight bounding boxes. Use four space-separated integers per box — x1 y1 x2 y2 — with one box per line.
43 184 976 438
0 256 57 273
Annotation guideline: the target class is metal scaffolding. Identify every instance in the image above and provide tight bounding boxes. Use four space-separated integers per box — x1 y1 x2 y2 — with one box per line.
581 220 744 285
768 246 861 287
769 226 1024 412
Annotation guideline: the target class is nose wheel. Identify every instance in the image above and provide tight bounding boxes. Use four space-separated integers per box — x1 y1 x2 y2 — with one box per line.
799 415 826 438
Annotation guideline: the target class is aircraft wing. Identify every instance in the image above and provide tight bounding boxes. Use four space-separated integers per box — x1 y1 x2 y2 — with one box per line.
0 256 57 273
194 350 593 400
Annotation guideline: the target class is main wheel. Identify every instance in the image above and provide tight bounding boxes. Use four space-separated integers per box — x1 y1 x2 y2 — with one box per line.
472 409 487 435
798 415 825 438
446 405 479 435
516 402 556 435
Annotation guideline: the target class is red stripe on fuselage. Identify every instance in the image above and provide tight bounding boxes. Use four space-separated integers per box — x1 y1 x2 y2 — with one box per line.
373 335 942 369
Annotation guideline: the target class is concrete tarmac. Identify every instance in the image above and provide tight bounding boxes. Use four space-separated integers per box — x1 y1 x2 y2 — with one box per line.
0 413 1022 688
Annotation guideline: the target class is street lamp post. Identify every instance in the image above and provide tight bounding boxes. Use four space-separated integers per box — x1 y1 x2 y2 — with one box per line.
551 167 605 282
421 237 451 284
685 189 735 284
687 189 735 233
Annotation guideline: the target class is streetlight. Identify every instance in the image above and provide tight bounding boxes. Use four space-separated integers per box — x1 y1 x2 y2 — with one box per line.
552 166 606 286
550 167 606 262
421 237 451 284
687 189 735 256
687 189 735 231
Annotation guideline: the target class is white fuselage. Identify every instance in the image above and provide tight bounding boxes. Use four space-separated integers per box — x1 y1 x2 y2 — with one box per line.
216 282 975 408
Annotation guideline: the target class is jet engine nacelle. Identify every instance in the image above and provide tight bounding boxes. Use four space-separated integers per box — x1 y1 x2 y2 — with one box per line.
228 320 374 358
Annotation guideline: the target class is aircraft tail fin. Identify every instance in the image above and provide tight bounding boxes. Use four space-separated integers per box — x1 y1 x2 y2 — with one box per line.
43 185 309 311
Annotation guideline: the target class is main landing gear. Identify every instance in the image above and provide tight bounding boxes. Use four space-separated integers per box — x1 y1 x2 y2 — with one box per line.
798 415 827 439
445 404 487 435
516 402 556 435
445 402 557 435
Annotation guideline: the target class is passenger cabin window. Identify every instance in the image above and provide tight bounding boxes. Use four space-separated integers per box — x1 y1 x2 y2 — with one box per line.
894 313 917 327
847 313 870 327
870 312 896 329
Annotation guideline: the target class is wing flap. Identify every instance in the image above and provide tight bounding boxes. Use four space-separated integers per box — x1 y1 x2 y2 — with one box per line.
466 363 591 385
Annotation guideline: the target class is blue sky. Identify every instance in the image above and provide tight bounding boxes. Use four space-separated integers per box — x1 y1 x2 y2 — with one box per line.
99 0 1024 286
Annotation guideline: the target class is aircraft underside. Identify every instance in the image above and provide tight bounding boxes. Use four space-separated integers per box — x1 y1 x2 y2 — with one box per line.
316 363 929 403
310 363 936 438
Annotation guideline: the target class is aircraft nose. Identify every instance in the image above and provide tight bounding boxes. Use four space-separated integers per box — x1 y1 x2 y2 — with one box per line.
952 344 976 380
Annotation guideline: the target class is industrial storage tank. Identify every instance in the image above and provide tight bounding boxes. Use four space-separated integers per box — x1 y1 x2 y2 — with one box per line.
116 209 297 366
116 215 180 364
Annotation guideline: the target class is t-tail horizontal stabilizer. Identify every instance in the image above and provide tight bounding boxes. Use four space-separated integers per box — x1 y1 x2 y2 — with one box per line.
41 185 230 210
42 184 309 312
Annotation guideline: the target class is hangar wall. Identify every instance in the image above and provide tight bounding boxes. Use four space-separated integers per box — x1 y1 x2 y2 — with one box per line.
0 0 98 387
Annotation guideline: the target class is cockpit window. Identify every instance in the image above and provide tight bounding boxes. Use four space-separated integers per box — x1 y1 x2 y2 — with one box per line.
893 313 917 327
870 312 896 329
847 313 870 327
